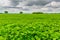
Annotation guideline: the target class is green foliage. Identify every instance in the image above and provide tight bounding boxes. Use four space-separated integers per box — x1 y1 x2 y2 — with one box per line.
4 11 8 14
20 11 23 14
0 14 60 40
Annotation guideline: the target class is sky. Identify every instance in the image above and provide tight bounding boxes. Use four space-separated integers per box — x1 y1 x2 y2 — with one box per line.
0 0 60 13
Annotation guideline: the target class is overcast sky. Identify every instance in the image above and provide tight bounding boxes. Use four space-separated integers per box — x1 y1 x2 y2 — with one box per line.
0 0 60 13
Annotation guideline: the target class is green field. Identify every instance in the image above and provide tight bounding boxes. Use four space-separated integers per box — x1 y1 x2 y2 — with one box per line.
0 14 60 40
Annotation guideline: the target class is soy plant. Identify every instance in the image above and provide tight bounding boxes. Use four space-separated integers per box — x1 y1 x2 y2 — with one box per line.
0 14 60 40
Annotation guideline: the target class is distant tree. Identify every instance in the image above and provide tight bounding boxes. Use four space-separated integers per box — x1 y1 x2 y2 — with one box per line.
20 11 23 14
4 11 8 14
32 12 43 14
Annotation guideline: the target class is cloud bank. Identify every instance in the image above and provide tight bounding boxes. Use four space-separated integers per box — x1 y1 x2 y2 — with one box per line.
0 0 60 13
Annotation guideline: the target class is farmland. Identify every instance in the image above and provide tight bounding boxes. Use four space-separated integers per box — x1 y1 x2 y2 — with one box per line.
0 14 60 40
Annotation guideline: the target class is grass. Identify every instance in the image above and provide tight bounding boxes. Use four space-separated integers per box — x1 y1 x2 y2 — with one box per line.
0 14 60 40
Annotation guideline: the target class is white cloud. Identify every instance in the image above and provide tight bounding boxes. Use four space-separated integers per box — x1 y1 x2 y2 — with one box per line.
16 1 28 7
45 1 60 8
0 0 11 6
41 7 48 10
40 1 60 13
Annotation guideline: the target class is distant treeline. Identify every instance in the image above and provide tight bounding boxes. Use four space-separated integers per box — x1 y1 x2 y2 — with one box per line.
0 11 60 14
0 11 44 14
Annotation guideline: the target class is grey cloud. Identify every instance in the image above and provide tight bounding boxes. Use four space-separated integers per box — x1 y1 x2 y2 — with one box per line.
10 0 26 6
1 6 30 12
25 0 52 6
3 6 23 9
1 0 60 7
10 0 20 6
54 0 60 2
10 0 53 6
